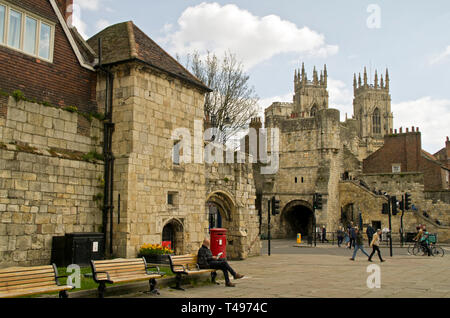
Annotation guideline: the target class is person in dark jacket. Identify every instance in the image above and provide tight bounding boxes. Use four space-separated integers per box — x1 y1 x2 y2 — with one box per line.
197 238 244 287
349 227 370 260
366 225 375 246
348 222 356 249
321 226 329 243
337 227 344 247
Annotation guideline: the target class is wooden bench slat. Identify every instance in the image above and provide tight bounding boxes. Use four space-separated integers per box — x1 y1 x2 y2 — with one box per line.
0 271 55 282
0 265 54 274
0 275 56 287
94 263 146 271
0 285 72 298
0 280 57 292
93 258 144 265
0 268 55 279
109 274 162 284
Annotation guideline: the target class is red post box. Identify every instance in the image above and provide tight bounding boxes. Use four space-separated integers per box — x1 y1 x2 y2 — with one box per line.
210 228 227 259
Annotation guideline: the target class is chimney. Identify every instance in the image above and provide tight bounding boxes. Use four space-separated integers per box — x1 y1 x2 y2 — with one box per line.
58 0 73 26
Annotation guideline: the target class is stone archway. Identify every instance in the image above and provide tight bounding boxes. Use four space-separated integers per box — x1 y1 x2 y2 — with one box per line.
281 200 315 239
206 190 238 258
162 218 184 255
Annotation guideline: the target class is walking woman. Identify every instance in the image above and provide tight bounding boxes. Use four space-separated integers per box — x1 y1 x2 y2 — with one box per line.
368 229 385 262
350 227 370 261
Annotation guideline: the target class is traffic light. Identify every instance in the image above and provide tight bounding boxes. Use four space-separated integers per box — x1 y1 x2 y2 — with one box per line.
404 192 412 210
313 193 323 210
391 196 398 215
271 196 280 215
382 203 389 215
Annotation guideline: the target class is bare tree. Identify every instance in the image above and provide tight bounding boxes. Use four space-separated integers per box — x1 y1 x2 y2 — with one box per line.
184 51 260 145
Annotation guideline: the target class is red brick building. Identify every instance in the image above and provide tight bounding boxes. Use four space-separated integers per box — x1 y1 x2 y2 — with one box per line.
0 0 97 113
434 137 450 170
363 128 450 191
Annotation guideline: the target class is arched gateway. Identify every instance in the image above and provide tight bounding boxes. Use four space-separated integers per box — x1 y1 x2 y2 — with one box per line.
281 200 315 239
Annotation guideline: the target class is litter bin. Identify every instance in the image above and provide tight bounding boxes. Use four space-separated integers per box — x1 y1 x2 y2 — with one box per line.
210 228 227 259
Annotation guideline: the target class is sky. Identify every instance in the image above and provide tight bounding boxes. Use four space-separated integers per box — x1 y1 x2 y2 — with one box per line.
72 0 450 154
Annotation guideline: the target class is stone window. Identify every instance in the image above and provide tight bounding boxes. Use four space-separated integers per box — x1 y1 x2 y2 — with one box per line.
372 108 381 134
167 192 179 206
0 2 54 61
172 140 181 165
310 104 318 117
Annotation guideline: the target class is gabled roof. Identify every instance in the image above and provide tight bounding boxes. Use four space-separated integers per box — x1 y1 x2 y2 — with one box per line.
421 150 449 170
87 21 211 92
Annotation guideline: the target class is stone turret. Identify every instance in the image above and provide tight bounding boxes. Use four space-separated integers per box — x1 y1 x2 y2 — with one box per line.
293 63 329 116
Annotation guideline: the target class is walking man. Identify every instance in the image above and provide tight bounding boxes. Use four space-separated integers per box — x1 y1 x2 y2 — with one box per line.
368 229 385 262
350 227 370 260
337 227 344 247
321 225 329 243
197 238 244 287
348 222 356 249
366 224 375 246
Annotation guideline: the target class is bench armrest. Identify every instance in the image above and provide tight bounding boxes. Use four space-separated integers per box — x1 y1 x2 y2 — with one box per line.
92 271 111 282
171 264 187 273
145 265 163 276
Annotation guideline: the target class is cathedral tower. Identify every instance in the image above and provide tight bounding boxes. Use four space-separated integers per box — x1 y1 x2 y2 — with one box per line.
353 67 393 141
293 63 329 116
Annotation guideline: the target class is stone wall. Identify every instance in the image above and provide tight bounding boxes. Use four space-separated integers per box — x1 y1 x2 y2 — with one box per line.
360 173 450 242
206 157 261 260
0 97 104 267
97 62 208 258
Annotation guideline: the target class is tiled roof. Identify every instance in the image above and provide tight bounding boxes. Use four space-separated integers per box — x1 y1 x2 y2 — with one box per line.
87 21 211 92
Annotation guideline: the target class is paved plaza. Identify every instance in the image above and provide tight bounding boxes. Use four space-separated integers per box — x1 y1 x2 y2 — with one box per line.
122 240 450 298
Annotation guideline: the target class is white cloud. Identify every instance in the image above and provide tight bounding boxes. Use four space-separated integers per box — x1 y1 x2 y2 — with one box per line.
429 45 450 65
70 0 104 38
95 19 110 32
161 2 338 69
74 0 102 11
327 78 353 120
393 97 450 153
71 5 88 38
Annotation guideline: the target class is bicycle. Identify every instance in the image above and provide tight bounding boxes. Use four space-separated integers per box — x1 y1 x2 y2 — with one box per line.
430 243 445 257
407 241 420 255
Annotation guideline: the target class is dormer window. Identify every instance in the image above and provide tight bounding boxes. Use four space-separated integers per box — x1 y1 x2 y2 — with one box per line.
0 2 54 61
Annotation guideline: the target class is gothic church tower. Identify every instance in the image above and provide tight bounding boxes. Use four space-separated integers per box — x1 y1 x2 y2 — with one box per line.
353 67 393 142
293 63 329 116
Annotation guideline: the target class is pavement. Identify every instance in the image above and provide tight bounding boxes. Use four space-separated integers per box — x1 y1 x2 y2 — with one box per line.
107 240 450 298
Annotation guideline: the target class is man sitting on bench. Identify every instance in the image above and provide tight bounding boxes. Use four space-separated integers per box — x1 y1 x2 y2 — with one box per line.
197 238 244 287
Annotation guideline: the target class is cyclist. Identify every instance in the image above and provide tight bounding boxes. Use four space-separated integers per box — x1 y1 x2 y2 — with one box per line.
419 226 432 256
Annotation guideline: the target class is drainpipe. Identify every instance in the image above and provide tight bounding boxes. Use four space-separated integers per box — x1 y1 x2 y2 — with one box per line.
97 38 115 256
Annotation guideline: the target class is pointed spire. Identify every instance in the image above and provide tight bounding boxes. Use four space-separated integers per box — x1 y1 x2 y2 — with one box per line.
301 62 306 84
385 68 390 90
313 66 318 84
374 70 378 88
364 67 368 86
323 64 328 87
358 73 362 87
380 74 384 88
353 73 357 90
320 70 323 85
